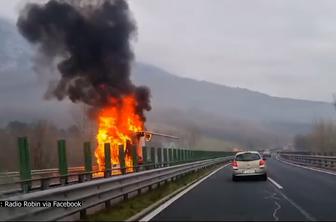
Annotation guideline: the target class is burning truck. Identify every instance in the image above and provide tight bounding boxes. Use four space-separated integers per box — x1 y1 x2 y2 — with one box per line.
16 0 175 171
94 95 179 171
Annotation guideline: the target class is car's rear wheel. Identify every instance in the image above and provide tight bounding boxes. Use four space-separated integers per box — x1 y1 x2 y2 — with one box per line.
261 173 267 181
232 175 238 182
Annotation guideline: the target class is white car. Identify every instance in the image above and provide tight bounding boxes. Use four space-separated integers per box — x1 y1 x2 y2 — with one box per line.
232 151 267 181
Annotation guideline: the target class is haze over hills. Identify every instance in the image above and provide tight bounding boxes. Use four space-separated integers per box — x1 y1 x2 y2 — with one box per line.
134 63 335 125
132 63 335 148
0 18 335 150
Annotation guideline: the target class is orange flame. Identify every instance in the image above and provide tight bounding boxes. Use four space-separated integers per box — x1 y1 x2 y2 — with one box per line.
95 95 144 173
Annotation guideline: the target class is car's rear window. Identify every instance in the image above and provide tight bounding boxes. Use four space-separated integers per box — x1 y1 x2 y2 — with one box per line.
235 153 260 161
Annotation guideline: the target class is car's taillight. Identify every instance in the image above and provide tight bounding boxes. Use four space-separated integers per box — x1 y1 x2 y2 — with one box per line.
259 159 265 168
232 160 238 169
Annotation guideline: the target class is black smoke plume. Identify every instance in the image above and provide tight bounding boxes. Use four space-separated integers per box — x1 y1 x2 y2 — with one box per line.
17 0 151 120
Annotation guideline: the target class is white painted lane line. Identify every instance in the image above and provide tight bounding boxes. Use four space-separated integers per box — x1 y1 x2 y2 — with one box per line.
268 177 283 190
274 187 316 221
273 201 281 221
139 163 231 222
277 155 336 176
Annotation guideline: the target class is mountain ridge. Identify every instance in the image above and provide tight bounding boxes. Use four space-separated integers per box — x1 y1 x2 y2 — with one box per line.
135 62 331 105
133 63 334 125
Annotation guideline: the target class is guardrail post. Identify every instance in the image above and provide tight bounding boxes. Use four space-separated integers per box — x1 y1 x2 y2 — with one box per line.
103 142 112 208
176 148 181 163
84 142 92 180
18 137 31 193
157 147 162 168
80 209 87 220
178 149 182 163
104 143 111 177
182 149 185 162
150 147 156 169
131 145 139 172
119 145 126 174
163 148 168 167
173 149 177 165
122 143 129 200
58 139 68 185
142 146 149 170
169 148 173 166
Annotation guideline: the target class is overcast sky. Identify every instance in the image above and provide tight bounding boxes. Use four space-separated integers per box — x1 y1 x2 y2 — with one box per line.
1 0 336 102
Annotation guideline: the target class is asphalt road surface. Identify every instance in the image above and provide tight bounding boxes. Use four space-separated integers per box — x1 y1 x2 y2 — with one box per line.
151 156 336 221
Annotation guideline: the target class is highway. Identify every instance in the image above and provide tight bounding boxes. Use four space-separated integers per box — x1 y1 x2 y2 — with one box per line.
147 156 336 221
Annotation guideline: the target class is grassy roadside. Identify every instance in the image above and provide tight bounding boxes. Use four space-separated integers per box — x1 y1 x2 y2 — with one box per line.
83 164 222 221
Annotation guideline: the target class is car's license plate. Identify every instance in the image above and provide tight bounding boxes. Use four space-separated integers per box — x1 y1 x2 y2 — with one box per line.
243 169 255 174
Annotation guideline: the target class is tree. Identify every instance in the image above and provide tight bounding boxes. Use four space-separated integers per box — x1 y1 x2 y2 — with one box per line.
295 120 336 153
294 134 311 150
70 103 96 141
6 121 29 136
29 120 57 169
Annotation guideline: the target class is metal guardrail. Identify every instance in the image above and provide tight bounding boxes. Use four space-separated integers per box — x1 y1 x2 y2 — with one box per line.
0 166 97 196
279 153 336 170
0 156 232 221
0 158 222 196
280 151 335 156
0 167 86 178
0 167 88 186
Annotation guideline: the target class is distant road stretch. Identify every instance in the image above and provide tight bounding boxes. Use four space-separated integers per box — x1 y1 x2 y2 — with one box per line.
145 155 336 221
